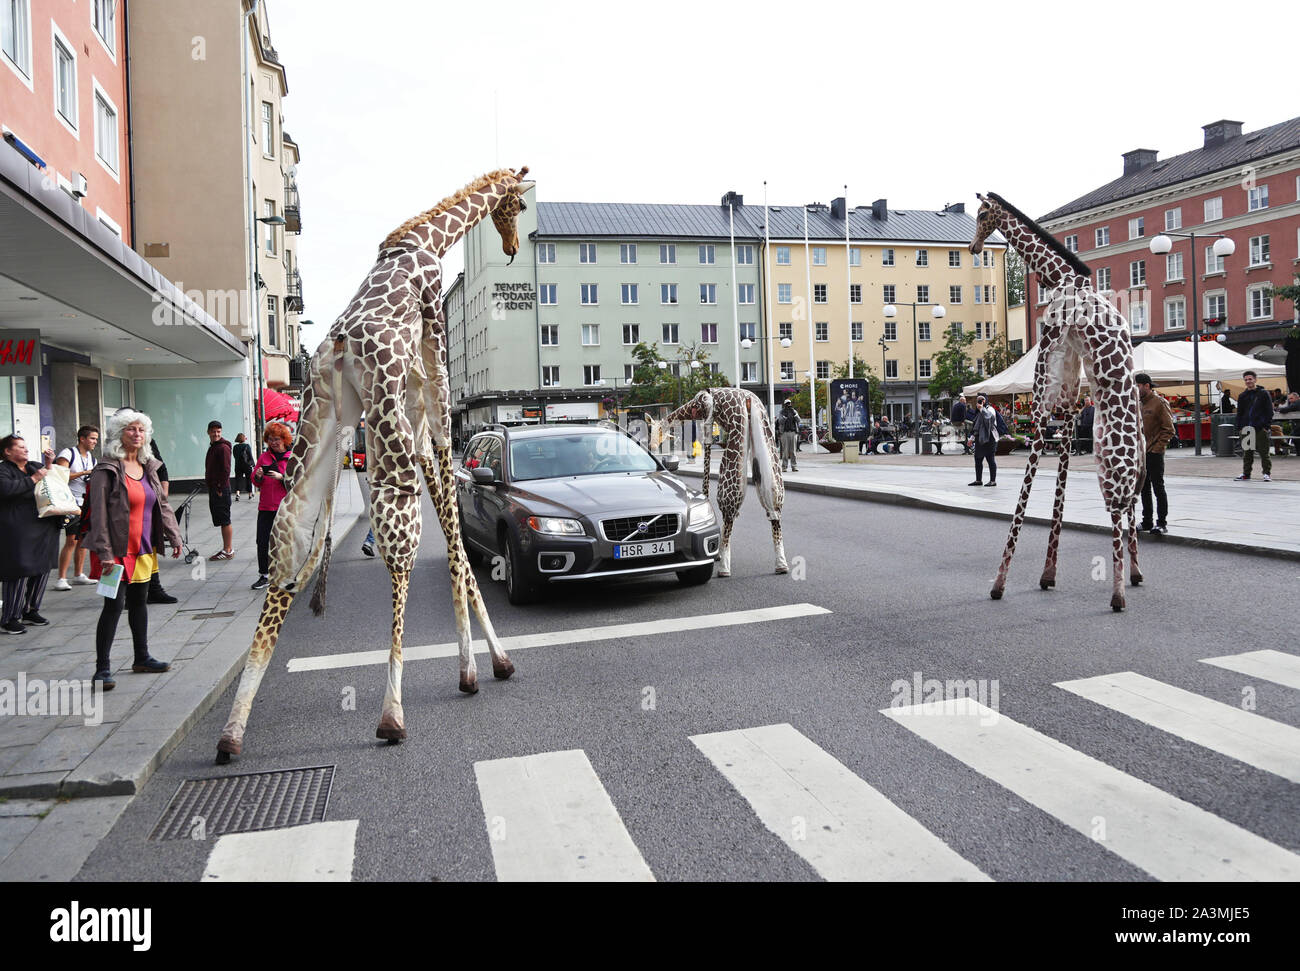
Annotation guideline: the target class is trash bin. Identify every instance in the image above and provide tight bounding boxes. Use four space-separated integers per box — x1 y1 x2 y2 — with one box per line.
921 432 934 455
1212 422 1235 457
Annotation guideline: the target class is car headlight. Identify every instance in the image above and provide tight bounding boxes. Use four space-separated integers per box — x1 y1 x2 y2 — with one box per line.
688 502 716 527
527 516 585 535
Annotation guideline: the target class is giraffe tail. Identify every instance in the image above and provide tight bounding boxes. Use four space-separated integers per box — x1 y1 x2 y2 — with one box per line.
309 532 333 616
747 396 778 519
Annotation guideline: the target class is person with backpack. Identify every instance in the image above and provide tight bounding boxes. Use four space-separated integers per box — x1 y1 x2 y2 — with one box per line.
776 401 800 471
232 433 255 502
52 425 99 590
969 395 999 487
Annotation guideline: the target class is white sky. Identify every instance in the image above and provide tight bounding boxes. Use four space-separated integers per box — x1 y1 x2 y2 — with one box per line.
269 0 1299 351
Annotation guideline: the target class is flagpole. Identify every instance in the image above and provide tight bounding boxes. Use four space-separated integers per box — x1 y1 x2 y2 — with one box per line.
729 200 741 392
845 184 853 380
763 183 776 421
803 204 820 453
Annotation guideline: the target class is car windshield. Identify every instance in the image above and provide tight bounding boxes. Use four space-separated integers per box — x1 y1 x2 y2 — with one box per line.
509 432 658 481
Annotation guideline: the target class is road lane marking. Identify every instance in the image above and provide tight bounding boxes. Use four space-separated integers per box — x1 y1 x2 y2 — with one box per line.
1200 650 1300 691
287 602 831 672
1055 672 1300 784
201 820 358 881
690 723 989 881
881 700 1300 881
474 749 653 882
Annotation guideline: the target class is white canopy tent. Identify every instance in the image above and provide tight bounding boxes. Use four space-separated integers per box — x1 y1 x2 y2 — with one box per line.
963 340 1285 396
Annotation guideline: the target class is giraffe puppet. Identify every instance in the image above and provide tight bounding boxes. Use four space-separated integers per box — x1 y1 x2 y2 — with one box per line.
648 388 787 576
216 167 533 763
970 192 1145 611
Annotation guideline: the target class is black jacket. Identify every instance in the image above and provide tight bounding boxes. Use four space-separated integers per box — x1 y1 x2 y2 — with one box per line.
1236 388 1273 430
0 460 62 580
777 408 801 434
233 441 255 475
950 402 967 424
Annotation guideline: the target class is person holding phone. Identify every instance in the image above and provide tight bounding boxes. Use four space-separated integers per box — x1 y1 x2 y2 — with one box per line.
250 421 293 591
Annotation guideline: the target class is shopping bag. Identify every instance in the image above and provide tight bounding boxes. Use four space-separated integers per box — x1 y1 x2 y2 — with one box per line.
34 466 80 518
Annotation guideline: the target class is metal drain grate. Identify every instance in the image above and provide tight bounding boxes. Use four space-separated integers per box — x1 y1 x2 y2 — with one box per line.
149 765 335 841
190 611 236 620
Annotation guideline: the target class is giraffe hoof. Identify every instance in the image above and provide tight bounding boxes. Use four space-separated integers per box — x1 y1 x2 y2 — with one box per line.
717 570 731 578
376 715 406 741
215 749 231 765
216 736 241 760
459 677 479 695
989 587 1004 600
1110 595 1125 612
775 566 789 575
1039 579 1055 590
1131 574 1143 586
492 658 515 680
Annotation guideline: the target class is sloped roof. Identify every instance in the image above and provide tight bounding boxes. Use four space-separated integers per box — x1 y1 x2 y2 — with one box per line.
1041 116 1300 222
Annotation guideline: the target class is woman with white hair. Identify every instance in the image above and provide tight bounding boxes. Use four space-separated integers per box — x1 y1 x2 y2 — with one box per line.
83 409 183 690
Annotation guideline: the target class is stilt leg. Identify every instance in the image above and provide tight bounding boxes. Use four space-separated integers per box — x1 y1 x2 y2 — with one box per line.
1109 508 1126 611
376 569 408 741
771 518 788 574
217 587 294 763
718 520 734 577
1040 439 1071 589
992 434 1045 599
1126 501 1143 586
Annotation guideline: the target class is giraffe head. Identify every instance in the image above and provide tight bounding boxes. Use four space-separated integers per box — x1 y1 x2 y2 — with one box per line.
645 413 667 450
970 193 1004 255
491 166 535 265
673 390 714 424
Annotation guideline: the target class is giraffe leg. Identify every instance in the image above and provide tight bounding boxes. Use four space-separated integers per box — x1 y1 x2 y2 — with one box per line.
991 433 1046 599
1127 500 1143 586
1109 508 1127 611
714 447 744 578
718 518 735 577
376 569 409 741
217 587 294 762
702 441 711 499
1040 440 1071 589
771 519 787 574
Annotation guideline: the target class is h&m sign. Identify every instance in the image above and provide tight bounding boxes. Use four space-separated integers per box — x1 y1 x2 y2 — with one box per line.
0 330 41 376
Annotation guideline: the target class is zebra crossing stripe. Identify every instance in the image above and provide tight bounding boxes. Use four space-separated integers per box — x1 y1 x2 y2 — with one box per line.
690 723 989 882
881 700 1300 881
201 820 358 881
1056 672 1300 784
474 749 654 882
1200 650 1300 691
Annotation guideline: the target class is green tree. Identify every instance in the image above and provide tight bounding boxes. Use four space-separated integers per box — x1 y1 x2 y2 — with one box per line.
1004 249 1026 307
1271 274 1300 334
622 341 728 410
981 330 1023 378
928 326 980 398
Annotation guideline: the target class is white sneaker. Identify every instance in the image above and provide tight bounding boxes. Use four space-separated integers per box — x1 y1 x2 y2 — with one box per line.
1262 474 1271 481
52 578 72 591
72 574 96 585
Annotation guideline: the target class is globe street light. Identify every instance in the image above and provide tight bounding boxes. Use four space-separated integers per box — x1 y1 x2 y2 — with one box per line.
884 302 946 454
742 335 793 423
1149 231 1236 454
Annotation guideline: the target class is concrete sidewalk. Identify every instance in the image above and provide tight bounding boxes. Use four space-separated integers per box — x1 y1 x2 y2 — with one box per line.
0 473 364 880
681 442 1300 559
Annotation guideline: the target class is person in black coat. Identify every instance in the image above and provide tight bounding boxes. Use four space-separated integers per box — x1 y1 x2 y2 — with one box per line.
1075 396 1096 454
1 433 63 634
232 433 255 501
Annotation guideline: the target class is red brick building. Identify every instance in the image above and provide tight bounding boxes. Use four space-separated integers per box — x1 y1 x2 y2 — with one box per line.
1031 118 1300 360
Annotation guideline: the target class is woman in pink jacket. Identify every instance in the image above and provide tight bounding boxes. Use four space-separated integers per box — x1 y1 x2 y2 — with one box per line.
250 422 292 591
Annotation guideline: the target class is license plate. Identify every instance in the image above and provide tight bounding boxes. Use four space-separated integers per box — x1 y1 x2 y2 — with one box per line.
614 540 674 559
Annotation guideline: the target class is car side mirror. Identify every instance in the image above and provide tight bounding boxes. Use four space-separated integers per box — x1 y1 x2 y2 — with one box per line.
662 456 680 472
471 467 497 485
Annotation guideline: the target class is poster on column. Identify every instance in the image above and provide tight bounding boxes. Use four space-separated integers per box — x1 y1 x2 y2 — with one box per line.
829 378 870 442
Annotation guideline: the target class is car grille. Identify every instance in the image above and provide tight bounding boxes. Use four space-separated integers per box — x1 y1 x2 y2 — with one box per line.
601 514 679 543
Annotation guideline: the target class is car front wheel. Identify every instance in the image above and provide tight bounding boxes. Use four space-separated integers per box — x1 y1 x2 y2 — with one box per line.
500 527 541 605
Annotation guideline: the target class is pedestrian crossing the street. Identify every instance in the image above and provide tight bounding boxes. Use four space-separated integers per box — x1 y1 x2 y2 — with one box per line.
199 649 1299 881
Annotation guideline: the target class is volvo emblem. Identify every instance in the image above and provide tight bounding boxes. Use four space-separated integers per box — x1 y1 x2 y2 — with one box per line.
637 521 649 533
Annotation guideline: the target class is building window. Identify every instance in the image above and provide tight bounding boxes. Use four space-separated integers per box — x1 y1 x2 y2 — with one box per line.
264 200 277 254
975 358 984 376
950 321 963 337
541 366 559 386
850 283 861 304
1166 252 1183 281
53 28 76 130
777 283 792 304
1129 260 1146 287
850 247 861 266
1095 227 1110 248
1205 244 1225 274
539 284 557 305
266 295 279 347
1164 297 1186 330
537 242 556 263
1249 234 1270 266
816 360 830 379
584 365 601 386
581 324 599 346
738 283 755 304
621 283 638 305
916 249 929 266
815 322 828 342
736 244 754 264
620 243 637 264
699 244 715 265
581 283 598 305
1063 236 1078 253
885 360 898 379
661 283 677 305
660 244 676 264
974 321 984 340
700 283 717 304
776 246 791 265
919 358 932 379
1096 267 1111 291
622 324 639 345
1164 208 1182 231
883 284 896 305
950 285 962 304
1204 197 1223 221
916 285 930 304
1248 286 1273 321
1129 301 1148 335
1128 216 1144 240
1204 291 1227 324
1248 185 1269 212
262 102 274 158
742 361 757 382
2 0 32 79
984 285 996 304
881 248 895 266
949 249 963 266
739 322 756 341
884 321 897 341
918 321 931 341
540 324 558 345
778 321 793 341
93 84 119 174
580 243 597 264
982 252 994 268
851 321 863 341
701 323 718 343
662 323 679 344
813 284 827 304
780 361 795 381
92 0 114 55
812 246 827 266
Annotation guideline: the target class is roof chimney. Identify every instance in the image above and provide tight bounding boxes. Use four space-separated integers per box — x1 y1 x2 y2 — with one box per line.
943 202 965 214
871 198 887 220
721 190 744 208
1122 149 1158 176
830 197 846 220
1202 120 1244 149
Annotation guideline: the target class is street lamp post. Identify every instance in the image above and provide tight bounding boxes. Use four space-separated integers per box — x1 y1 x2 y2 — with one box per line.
877 335 889 421
742 334 793 423
883 302 946 454
1149 231 1236 455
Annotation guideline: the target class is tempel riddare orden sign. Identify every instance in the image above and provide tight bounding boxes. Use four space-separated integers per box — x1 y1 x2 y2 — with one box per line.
0 330 41 376
492 283 535 311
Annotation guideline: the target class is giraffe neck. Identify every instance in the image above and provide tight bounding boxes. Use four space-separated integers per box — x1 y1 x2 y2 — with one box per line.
398 179 516 258
997 209 1074 286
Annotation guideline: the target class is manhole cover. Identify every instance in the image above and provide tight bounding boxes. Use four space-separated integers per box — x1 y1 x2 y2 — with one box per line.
149 765 335 841
190 611 236 620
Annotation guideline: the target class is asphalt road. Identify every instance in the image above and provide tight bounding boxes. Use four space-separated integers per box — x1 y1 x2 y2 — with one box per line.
78 481 1300 882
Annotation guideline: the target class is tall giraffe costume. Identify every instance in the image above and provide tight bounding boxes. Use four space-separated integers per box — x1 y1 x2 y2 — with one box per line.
648 388 787 576
970 192 1145 611
216 167 533 763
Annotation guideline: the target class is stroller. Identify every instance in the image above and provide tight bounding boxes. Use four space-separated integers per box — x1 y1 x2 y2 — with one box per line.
170 486 206 564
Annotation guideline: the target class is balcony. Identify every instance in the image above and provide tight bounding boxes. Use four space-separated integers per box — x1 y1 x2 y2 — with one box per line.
285 269 303 313
288 355 308 388
284 178 301 234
